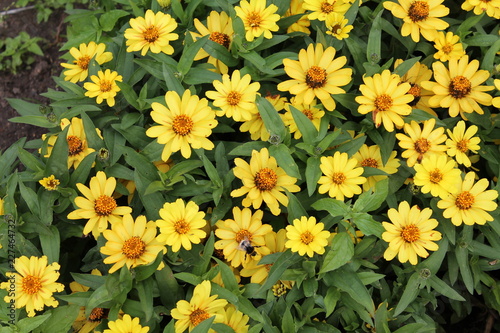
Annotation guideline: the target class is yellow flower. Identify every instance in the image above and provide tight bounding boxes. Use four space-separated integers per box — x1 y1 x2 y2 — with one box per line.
235 0 280 41
352 144 400 191
239 94 287 141
67 171 132 238
462 0 500 19
206 70 260 121
325 13 353 40
0 256 64 317
191 11 233 74
355 69 414 132
100 214 166 274
394 59 436 116
146 90 218 161
277 43 352 111
383 0 449 42
156 199 207 252
285 216 331 257
124 9 178 56
382 201 442 265
421 55 494 119
437 172 499 226
214 207 273 267
396 118 447 167
413 154 461 198
103 314 149 333
222 305 250 333
445 120 480 167
318 151 366 201
302 0 350 21
433 31 465 62
282 98 325 139
83 69 123 107
171 280 228 332
230 147 300 215
61 41 112 83
284 0 311 34
39 175 60 191
492 79 500 108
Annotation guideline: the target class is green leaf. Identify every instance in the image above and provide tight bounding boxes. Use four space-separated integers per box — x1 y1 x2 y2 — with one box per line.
428 275 465 301
201 153 223 188
469 240 500 259
6 98 40 116
366 9 383 64
312 198 350 218
329 266 375 315
257 251 301 293
456 12 484 37
257 95 287 142
45 126 69 177
269 144 301 180
281 306 295 333
178 35 209 76
289 105 318 145
228 141 268 156
320 232 354 274
19 181 40 216
136 277 154 321
39 226 60 263
69 152 97 187
394 272 421 316
191 316 215 333
17 313 51 333
455 245 474 294
374 302 390 333
305 157 321 197
155 265 181 311
353 178 388 212
464 34 500 47
202 39 239 67
324 287 340 317
393 57 421 77
99 9 129 31
134 251 164 281
33 304 80 333
213 258 239 293
211 323 236 333
393 323 430 333
285 191 308 222
116 81 141 110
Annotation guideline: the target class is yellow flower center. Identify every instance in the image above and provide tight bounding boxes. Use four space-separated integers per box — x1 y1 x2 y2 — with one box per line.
442 43 453 54
361 158 379 168
429 169 443 184
254 167 278 191
143 26 160 43
77 55 91 70
22 275 42 295
235 230 252 243
320 1 334 13
99 80 112 92
172 114 194 136
272 281 288 297
247 12 262 27
456 139 470 153
302 109 314 120
94 195 117 216
67 135 84 156
449 76 471 99
174 219 190 234
301 231 314 245
305 66 327 89
408 1 429 22
190 308 210 326
332 172 346 185
122 236 146 259
209 32 231 48
88 307 108 322
414 138 430 155
408 84 421 106
455 191 474 210
227 91 242 106
401 224 420 243
374 94 393 112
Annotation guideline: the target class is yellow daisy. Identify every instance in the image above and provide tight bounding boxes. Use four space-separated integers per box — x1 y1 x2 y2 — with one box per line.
352 144 400 191
239 94 287 141
191 11 233 74
277 43 353 111
437 172 499 226
100 214 166 274
421 55 494 119
382 201 442 265
383 0 450 42
156 199 207 252
39 175 60 191
282 98 325 139
214 207 273 267
124 9 178 56
0 256 64 317
103 314 149 333
67 171 132 238
493 79 500 108
355 69 414 132
446 120 480 167
235 0 280 41
462 0 500 19
413 154 461 198
206 70 260 122
61 41 113 83
230 147 301 215
302 0 350 21
146 90 218 161
318 151 366 201
284 0 311 34
325 13 353 40
285 216 331 257
223 305 250 333
170 280 228 332
395 118 447 167
83 69 123 107
433 31 465 62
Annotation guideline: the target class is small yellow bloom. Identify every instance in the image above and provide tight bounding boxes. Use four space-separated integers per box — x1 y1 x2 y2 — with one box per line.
39 175 60 191
282 98 325 139
239 94 286 141
462 0 500 19
302 0 350 21
492 79 500 108
222 305 250 333
445 120 480 167
83 69 123 107
61 41 112 83
325 13 353 40
352 144 400 191
235 0 280 41
413 154 461 198
285 216 330 257
103 314 149 333
433 31 465 62
284 0 311 34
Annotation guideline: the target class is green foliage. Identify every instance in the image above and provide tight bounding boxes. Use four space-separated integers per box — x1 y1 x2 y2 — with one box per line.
0 32 43 73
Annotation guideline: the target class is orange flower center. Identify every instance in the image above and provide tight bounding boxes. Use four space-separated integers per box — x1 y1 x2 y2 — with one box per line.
22 275 42 295
331 23 343 35
361 158 379 168
305 66 327 89
332 172 346 185
429 169 443 184
143 26 160 43
408 84 421 106
272 281 288 297
77 55 91 70
321 2 334 13
67 135 84 156
209 32 231 48
122 236 146 259
174 219 190 234
235 230 252 243
455 191 474 210
301 231 314 245
408 1 429 22
190 308 210 326
247 12 262 27
88 307 109 322
401 224 420 243
254 167 278 191
414 138 430 155
302 109 314 120
172 114 194 136
94 195 117 216
100 80 112 92
456 139 470 153
227 91 242 106
45 178 60 190
449 76 471 99
374 94 393 112
442 44 453 54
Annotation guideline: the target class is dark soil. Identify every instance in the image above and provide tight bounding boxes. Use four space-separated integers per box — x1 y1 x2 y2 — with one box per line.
0 0 66 151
